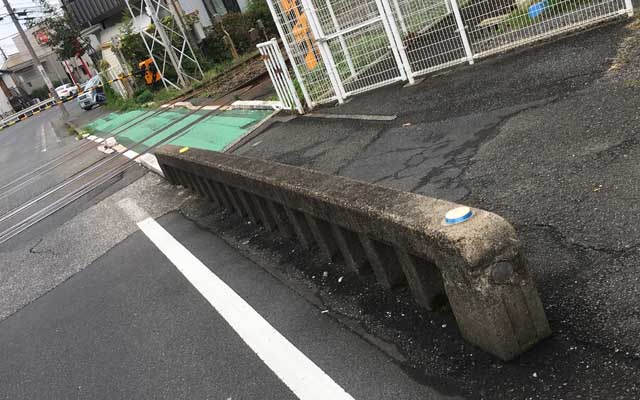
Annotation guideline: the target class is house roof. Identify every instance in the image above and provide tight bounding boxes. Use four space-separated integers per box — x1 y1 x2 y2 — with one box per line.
1 53 35 73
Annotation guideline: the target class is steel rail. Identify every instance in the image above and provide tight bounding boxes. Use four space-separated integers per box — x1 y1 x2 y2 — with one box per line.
0 83 217 195
0 80 254 226
0 83 257 244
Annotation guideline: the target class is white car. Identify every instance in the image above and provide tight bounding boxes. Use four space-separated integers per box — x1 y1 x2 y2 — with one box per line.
55 83 78 101
77 76 106 111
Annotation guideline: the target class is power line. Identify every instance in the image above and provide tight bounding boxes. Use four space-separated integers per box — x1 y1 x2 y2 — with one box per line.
0 0 68 117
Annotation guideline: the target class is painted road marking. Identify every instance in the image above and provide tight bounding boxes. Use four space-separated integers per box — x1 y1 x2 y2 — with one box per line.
40 124 47 152
304 113 397 121
123 149 139 159
49 122 61 144
137 217 356 400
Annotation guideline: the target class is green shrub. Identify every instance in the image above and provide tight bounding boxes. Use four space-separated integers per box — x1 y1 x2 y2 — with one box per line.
200 24 233 64
118 13 148 66
30 80 64 101
103 83 136 111
135 89 154 104
221 12 258 54
97 59 111 72
30 86 51 101
246 0 276 35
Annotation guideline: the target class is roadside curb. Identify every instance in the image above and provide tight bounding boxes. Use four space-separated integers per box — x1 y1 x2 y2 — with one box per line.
156 145 552 361
160 99 282 111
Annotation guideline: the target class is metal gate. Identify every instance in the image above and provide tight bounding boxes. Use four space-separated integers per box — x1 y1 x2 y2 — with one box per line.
258 39 305 113
306 0 412 98
267 0 633 108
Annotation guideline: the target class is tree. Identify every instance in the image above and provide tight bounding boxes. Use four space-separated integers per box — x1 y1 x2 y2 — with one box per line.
117 12 150 69
28 0 95 63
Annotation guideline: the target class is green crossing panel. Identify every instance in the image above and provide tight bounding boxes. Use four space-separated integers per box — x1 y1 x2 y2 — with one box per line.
86 108 273 152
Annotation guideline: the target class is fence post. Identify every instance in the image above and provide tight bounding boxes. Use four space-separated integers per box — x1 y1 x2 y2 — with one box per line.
391 0 408 35
270 40 305 113
624 0 634 16
264 0 315 109
325 0 357 77
259 43 291 111
299 0 348 103
449 0 474 65
378 0 415 84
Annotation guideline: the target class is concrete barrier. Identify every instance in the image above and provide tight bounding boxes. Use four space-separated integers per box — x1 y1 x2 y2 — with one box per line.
155 145 551 360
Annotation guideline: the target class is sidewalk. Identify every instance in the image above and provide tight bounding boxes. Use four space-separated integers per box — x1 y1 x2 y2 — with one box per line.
222 19 640 398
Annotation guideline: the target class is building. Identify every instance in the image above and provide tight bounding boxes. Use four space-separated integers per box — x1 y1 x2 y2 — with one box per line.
0 73 18 116
62 0 250 40
0 26 95 97
60 0 251 90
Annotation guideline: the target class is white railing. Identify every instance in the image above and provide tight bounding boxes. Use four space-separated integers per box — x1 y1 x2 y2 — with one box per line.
266 0 633 108
0 97 58 128
257 39 304 114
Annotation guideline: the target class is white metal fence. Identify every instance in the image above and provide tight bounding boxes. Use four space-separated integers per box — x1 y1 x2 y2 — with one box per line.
266 0 633 108
258 39 304 113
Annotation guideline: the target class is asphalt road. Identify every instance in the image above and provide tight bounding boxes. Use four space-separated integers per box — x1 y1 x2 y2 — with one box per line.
0 101 147 251
0 99 457 398
1 102 85 187
0 209 456 400
0 102 109 216
234 20 640 398
2 17 639 400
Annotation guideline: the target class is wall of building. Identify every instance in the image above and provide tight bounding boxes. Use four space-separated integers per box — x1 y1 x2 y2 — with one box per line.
13 27 56 60
98 14 151 44
11 56 79 95
0 87 14 117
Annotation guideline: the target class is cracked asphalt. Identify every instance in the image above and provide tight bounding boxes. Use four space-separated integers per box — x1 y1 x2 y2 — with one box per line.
231 18 640 398
3 16 640 400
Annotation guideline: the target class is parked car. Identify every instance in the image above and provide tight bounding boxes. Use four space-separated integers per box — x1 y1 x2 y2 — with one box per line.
55 83 78 101
77 76 106 111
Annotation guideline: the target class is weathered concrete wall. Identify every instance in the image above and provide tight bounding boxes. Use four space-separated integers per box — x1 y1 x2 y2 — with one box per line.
155 145 551 360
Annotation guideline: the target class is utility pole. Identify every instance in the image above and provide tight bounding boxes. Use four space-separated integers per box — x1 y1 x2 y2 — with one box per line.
124 0 203 89
2 0 69 118
0 46 7 61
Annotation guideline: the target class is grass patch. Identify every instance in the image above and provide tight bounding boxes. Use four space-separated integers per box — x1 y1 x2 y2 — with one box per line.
503 8 535 30
498 0 587 32
103 83 181 112
101 53 259 112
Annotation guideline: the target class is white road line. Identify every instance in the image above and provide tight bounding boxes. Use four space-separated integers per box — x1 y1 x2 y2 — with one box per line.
123 149 139 159
303 113 397 121
39 124 47 152
137 217 356 400
48 121 61 144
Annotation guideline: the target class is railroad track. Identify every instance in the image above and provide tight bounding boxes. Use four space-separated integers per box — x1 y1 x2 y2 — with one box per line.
0 78 262 246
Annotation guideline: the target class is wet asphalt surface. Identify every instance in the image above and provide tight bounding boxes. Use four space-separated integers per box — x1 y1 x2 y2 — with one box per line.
2 17 640 400
229 19 640 399
0 167 461 400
